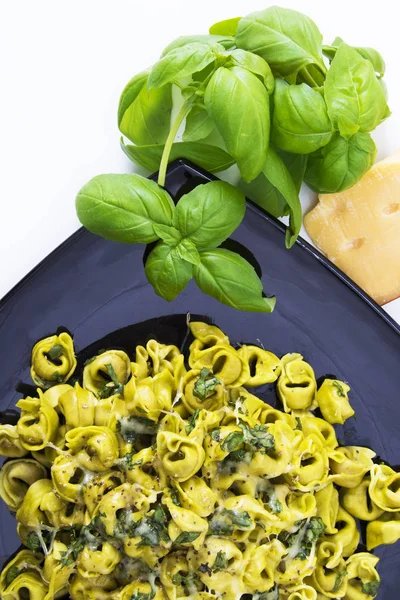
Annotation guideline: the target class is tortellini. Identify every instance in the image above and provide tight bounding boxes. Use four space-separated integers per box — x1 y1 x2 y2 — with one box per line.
317 379 354 425
30 331 77 388
0 321 395 600
0 457 47 510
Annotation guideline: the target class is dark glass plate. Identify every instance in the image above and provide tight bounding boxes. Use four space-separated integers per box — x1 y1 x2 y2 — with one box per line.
0 160 399 598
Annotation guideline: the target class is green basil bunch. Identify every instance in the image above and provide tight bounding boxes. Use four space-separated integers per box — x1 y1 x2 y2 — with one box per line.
76 176 275 313
117 5 389 238
75 5 390 313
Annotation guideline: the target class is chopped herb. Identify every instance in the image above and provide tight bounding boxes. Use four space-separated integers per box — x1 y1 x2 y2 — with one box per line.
239 422 275 453
170 489 181 506
295 417 302 431
333 381 346 397
229 510 252 528
333 569 348 593
259 480 282 514
172 571 202 591
210 428 221 442
61 517 107 565
99 363 124 398
209 509 252 535
136 406 147 414
46 344 64 362
212 551 228 571
185 408 200 434
279 517 326 559
174 531 201 544
130 591 155 600
137 505 170 547
193 368 221 400
221 431 244 453
268 497 282 514
5 566 21 587
123 452 143 469
227 394 246 414
26 532 42 553
60 551 75 567
362 580 380 597
114 509 137 539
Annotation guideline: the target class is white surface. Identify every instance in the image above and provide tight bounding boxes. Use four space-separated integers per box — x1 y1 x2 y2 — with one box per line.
0 0 399 324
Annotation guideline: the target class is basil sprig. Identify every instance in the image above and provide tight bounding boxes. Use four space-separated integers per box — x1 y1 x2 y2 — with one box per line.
77 177 275 313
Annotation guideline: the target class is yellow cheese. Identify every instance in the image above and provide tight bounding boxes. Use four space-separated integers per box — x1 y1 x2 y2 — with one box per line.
304 150 400 305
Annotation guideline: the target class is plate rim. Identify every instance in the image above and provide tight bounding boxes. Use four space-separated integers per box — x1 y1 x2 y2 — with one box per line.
1 158 399 337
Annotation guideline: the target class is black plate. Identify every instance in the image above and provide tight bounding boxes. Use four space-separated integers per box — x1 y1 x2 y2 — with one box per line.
0 160 399 598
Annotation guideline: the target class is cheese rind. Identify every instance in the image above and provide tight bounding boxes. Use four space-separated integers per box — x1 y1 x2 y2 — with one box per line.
304 151 400 305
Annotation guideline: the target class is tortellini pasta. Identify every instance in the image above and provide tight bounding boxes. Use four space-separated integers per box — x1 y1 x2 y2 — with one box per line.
30 331 77 388
0 321 394 600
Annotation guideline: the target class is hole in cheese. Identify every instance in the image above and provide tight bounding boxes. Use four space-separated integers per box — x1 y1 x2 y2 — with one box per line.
384 203 399 214
348 237 366 250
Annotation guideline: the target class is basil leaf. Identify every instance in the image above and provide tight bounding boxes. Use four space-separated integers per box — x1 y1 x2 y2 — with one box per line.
324 43 389 137
162 35 235 56
271 79 333 154
240 173 289 219
130 592 154 600
145 242 193 301
46 344 64 362
205 66 270 182
210 428 221 442
119 78 172 146
304 131 376 193
174 531 201 544
183 105 215 142
170 488 181 506
122 453 143 469
173 180 245 248
99 363 124 398
149 42 221 89
236 6 325 78
76 174 174 244
117 70 148 127
221 431 244 453
5 566 21 587
362 580 380 597
26 532 41 552
209 509 252 535
152 224 182 246
176 239 201 266
229 510 252 528
323 37 386 78
193 368 221 400
209 17 241 36
239 422 275 452
277 150 308 194
212 550 229 571
185 408 201 434
263 147 302 248
333 569 348 593
121 139 235 174
194 249 275 313
225 48 275 94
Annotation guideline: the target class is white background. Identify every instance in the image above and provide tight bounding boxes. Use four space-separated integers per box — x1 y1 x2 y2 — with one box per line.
0 0 399 323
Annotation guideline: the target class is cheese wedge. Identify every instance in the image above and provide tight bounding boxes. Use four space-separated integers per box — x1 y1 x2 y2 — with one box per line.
304 150 400 305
